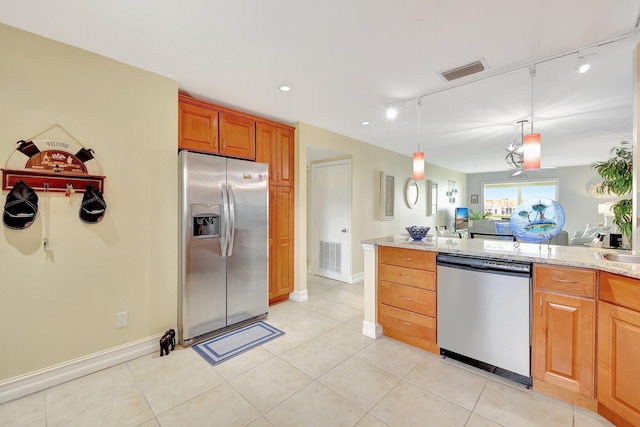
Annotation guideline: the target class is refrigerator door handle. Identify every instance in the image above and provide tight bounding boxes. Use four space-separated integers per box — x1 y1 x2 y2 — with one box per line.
220 184 229 257
227 185 236 256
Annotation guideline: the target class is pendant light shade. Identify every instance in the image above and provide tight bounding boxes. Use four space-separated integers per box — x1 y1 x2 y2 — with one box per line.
523 133 541 170
413 98 425 180
413 151 424 180
523 66 541 171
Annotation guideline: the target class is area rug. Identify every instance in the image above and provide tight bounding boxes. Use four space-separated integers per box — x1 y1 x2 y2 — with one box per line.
193 321 284 365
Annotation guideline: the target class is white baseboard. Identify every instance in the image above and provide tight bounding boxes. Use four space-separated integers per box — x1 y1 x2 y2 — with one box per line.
289 289 309 302
0 334 162 404
350 272 364 284
362 321 383 339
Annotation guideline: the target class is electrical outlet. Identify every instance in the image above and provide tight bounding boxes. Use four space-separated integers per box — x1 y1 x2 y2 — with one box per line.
117 311 128 328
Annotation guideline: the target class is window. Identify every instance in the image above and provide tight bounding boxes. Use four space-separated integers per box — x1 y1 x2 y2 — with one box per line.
482 180 558 219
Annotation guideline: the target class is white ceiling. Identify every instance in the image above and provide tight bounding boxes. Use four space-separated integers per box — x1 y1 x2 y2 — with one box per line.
2 0 640 174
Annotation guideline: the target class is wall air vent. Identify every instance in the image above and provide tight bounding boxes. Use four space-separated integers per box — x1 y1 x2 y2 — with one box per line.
440 58 490 82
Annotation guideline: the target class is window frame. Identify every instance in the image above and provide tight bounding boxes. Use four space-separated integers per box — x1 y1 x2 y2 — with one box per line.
481 179 559 218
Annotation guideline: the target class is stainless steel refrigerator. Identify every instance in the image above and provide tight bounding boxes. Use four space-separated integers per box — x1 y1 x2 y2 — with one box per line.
178 150 269 345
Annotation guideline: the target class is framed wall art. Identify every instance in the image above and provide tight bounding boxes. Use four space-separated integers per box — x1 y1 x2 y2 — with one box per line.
471 194 479 204
380 171 395 220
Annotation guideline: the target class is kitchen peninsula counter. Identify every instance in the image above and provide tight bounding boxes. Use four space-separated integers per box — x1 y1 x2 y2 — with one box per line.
360 235 640 341
362 235 640 278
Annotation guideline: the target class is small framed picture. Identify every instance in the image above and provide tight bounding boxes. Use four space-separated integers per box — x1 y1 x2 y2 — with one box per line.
380 171 395 220
471 194 479 204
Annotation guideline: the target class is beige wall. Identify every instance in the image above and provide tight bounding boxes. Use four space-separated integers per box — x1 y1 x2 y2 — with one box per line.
0 24 178 381
296 122 467 286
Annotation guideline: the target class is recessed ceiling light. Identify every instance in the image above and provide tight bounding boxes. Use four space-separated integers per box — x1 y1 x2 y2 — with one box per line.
361 121 370 126
279 85 291 92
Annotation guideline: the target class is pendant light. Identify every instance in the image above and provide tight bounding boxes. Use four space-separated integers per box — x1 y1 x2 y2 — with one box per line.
413 98 425 180
523 65 541 170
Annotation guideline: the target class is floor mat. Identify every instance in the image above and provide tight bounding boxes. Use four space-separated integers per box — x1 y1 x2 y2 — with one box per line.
192 321 284 365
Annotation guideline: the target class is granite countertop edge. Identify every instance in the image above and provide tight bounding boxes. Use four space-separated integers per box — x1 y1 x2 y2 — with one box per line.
362 235 640 280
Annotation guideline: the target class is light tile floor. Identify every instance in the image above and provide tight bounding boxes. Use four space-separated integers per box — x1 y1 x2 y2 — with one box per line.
0 275 617 427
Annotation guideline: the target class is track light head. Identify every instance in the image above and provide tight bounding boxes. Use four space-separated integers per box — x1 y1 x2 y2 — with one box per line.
576 56 590 73
385 104 399 120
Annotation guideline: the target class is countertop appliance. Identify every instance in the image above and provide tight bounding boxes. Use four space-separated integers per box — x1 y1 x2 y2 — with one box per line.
436 253 532 386
179 151 268 346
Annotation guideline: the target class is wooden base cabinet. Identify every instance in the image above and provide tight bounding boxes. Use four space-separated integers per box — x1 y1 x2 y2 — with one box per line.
377 247 438 354
597 272 640 427
532 264 596 410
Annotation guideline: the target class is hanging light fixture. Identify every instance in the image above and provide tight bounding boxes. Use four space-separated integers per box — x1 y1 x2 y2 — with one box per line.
413 99 425 180
523 65 541 170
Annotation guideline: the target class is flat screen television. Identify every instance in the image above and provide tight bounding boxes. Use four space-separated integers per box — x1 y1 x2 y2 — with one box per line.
455 207 469 231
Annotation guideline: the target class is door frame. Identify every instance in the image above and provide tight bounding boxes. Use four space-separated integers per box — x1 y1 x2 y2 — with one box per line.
310 158 352 283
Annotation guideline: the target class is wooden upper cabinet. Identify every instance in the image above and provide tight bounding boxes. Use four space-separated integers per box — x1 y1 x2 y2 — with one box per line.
256 122 277 185
219 112 256 160
276 127 294 187
256 122 294 187
178 98 219 154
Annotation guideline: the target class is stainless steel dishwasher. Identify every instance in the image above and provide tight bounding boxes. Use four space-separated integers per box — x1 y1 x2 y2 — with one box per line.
436 253 532 386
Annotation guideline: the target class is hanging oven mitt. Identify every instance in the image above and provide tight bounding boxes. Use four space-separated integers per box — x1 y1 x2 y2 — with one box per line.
3 180 38 230
79 184 106 224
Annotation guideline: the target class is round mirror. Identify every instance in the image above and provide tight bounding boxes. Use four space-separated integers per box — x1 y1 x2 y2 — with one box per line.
405 178 419 208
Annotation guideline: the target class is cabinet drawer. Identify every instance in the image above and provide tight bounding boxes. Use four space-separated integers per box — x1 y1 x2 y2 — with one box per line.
378 264 436 290
379 304 436 342
600 272 640 312
378 246 435 270
379 281 436 316
534 264 596 298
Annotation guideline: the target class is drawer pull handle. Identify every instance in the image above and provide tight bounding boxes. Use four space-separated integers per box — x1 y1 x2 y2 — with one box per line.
550 278 578 283
401 275 413 279
399 257 413 261
399 296 413 301
400 321 413 326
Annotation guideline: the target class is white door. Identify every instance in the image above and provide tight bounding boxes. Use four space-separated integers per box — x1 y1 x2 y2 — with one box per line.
312 159 351 282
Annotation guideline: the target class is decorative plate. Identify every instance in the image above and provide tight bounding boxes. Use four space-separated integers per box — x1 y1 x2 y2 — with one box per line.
509 198 565 243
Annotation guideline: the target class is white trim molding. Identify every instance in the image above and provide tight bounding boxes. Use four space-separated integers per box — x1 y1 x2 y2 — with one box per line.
0 334 162 404
289 289 309 302
349 272 364 284
362 320 383 339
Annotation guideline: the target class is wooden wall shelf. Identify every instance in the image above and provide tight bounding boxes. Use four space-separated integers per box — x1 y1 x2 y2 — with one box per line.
1 168 105 193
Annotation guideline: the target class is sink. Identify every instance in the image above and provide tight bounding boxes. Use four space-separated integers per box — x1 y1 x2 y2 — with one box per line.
595 252 640 264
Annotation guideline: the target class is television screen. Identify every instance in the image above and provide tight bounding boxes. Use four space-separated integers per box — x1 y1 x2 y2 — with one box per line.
455 207 469 231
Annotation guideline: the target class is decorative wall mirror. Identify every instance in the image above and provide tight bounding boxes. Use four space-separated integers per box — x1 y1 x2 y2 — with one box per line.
405 178 419 208
426 180 438 216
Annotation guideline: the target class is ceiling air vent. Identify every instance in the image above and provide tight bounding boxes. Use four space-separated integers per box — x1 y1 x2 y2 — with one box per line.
440 58 489 82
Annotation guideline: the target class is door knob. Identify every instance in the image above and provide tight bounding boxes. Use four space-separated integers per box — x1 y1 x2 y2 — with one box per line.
341 229 347 233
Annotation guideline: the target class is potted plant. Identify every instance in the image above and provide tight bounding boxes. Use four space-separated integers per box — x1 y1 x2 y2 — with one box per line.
591 141 633 239
468 209 489 227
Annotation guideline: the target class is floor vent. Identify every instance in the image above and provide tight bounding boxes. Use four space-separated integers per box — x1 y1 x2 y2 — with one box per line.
319 241 342 273
440 59 489 82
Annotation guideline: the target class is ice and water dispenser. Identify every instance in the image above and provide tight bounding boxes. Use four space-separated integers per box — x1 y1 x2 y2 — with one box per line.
191 204 220 238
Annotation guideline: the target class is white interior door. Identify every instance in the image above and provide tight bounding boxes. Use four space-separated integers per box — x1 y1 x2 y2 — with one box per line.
312 160 351 282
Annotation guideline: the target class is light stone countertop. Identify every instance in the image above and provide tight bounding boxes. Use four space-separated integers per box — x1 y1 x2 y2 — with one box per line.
362 235 640 279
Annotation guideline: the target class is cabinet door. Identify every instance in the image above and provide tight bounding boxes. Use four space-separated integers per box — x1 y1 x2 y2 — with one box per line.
268 186 277 300
219 112 256 160
275 187 294 296
275 127 294 187
598 301 640 426
532 291 595 397
256 122 277 186
178 101 218 153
